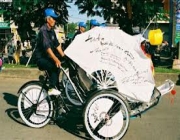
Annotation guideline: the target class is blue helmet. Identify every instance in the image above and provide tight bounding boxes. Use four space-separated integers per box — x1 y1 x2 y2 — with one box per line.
78 22 86 28
44 8 59 18
90 19 99 26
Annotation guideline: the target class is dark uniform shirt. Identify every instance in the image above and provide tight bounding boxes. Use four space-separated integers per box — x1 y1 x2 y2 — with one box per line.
35 24 60 60
72 30 81 41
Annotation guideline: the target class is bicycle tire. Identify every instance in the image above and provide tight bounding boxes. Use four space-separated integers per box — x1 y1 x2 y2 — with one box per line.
61 68 69 88
17 80 40 94
65 80 82 106
84 90 130 140
18 82 53 128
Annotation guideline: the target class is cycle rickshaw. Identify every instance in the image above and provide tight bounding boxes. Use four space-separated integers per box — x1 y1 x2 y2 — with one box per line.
17 27 175 140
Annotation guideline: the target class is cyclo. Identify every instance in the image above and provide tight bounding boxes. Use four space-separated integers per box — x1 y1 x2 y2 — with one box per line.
17 27 175 140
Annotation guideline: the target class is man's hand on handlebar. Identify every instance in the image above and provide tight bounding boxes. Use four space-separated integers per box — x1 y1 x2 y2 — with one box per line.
55 59 61 68
61 55 69 67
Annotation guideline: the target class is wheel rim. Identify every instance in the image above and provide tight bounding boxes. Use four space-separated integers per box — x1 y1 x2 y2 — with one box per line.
18 85 53 127
84 93 129 140
91 70 117 90
65 80 82 106
62 68 69 87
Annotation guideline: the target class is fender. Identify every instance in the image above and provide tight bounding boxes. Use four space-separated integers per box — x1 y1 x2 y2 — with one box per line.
17 80 41 94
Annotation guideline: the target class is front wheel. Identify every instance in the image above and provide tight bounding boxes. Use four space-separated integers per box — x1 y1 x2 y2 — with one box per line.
17 82 53 128
84 90 130 140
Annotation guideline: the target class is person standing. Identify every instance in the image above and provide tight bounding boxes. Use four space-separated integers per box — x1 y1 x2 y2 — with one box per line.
35 8 65 95
72 22 86 40
7 41 15 64
14 40 21 64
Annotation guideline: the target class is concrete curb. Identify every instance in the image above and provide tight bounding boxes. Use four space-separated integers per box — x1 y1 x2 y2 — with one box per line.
154 73 179 85
0 68 43 80
0 68 179 85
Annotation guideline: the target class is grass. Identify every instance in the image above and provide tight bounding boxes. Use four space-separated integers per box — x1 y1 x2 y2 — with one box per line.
155 67 180 73
2 63 37 68
2 63 180 73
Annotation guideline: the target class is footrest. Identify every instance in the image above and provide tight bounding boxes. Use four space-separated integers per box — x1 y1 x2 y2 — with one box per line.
157 79 175 96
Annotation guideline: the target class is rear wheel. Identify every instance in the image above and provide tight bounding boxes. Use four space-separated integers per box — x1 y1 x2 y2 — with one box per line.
18 83 53 128
61 68 69 88
65 80 82 106
84 90 130 140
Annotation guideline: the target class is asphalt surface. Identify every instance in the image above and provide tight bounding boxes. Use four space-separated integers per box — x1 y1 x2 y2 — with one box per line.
0 69 180 140
0 78 85 140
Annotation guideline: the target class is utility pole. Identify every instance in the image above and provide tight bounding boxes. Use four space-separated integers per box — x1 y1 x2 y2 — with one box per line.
169 0 174 48
172 0 180 69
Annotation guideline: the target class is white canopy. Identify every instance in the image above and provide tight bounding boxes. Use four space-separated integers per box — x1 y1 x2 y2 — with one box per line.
65 27 155 103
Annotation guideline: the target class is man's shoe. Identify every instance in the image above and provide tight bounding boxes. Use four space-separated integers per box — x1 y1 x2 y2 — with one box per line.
48 88 61 96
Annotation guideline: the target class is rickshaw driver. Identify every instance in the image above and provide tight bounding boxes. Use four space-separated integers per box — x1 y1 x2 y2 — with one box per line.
35 8 65 96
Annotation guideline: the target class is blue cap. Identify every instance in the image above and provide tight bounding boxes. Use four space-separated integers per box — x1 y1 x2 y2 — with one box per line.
90 19 99 26
45 8 59 18
78 22 86 28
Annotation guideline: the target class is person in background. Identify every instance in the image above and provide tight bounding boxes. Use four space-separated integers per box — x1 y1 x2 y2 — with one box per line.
0 54 3 71
23 40 28 49
7 41 15 64
14 40 21 65
35 8 65 96
27 40 31 49
72 22 86 40
89 19 99 29
141 39 154 76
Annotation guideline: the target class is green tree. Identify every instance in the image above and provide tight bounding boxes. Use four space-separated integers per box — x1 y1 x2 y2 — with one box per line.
74 0 163 34
3 0 165 40
4 0 70 41
66 22 77 34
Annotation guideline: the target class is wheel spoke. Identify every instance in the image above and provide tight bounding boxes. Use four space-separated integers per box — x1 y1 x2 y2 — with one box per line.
18 83 52 128
21 91 34 105
84 91 130 140
21 105 34 121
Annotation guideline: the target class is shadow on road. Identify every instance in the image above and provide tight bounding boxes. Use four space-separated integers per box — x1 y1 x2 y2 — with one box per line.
2 92 91 139
56 111 91 140
3 92 18 107
3 92 27 127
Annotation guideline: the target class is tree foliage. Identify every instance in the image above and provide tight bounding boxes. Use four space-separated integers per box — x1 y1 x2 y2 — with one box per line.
66 22 77 34
4 0 70 41
2 0 165 41
74 0 162 34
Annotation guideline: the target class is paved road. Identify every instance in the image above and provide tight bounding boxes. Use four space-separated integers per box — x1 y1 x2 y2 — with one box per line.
0 77 180 140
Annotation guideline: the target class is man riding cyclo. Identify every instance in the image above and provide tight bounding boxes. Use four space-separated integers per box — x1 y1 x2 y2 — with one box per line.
34 8 65 96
